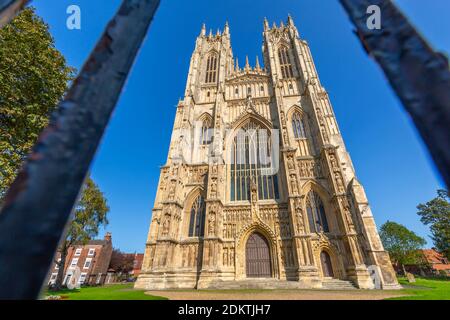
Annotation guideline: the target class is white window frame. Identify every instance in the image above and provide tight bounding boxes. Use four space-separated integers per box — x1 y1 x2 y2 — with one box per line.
64 273 72 285
78 272 87 284
49 273 58 285
55 258 61 270
88 248 95 256
83 258 92 270
70 258 79 268
74 248 82 256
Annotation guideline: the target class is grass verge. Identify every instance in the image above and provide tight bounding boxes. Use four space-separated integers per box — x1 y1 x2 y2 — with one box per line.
386 277 450 300
43 283 167 300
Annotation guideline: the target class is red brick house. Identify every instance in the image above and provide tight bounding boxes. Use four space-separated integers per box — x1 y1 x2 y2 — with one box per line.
104 252 144 284
48 233 113 286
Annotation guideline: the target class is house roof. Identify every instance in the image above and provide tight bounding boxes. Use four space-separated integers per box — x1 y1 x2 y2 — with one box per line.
87 239 108 246
422 249 450 270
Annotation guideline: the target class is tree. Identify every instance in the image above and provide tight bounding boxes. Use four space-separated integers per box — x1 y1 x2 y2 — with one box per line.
0 7 75 199
417 189 450 260
54 177 109 290
109 249 135 276
379 221 427 274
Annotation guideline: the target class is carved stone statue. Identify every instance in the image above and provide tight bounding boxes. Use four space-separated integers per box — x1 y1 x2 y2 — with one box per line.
168 180 176 200
208 212 216 235
290 174 298 194
341 198 355 233
335 172 345 193
251 181 257 201
210 178 217 197
287 153 295 171
329 153 338 170
162 214 171 236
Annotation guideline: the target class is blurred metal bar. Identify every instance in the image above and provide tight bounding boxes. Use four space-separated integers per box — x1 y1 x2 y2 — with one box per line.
0 0 29 28
0 0 160 299
340 0 450 188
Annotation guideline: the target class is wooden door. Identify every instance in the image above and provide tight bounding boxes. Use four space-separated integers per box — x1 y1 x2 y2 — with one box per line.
320 251 334 278
246 232 272 278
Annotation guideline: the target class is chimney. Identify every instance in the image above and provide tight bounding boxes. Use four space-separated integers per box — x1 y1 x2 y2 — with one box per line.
104 232 112 242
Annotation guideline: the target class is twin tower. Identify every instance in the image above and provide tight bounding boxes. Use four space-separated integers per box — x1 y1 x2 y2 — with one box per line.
135 17 400 290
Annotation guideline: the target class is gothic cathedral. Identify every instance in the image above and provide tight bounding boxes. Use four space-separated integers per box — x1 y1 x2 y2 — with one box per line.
135 17 400 290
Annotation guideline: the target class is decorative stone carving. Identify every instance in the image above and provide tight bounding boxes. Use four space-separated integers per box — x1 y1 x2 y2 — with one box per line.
329 153 338 171
334 172 345 193
298 158 322 178
286 152 295 172
210 177 217 198
188 166 208 184
340 197 356 233
162 213 171 236
208 211 216 236
168 180 176 200
294 198 305 234
289 174 299 194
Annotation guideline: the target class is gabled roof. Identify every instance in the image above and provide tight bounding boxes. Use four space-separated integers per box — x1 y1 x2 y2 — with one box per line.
226 72 269 84
422 249 450 270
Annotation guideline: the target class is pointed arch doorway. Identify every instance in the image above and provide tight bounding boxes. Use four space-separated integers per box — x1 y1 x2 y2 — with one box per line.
320 251 334 278
245 232 272 278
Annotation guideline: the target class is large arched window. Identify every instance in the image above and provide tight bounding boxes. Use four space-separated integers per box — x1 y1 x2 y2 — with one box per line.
278 47 294 79
230 121 279 201
188 195 206 237
200 117 212 145
306 191 329 233
292 112 306 139
205 54 218 83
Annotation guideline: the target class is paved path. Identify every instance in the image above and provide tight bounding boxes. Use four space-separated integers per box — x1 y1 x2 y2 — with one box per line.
146 289 406 300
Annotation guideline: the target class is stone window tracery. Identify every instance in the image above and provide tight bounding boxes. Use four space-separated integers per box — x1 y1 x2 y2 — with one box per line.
205 53 218 83
230 121 279 201
188 195 206 237
306 191 329 233
292 112 306 139
200 117 212 145
278 47 294 79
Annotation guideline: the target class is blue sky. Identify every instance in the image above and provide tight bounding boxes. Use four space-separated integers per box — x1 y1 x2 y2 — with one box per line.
33 1 448 252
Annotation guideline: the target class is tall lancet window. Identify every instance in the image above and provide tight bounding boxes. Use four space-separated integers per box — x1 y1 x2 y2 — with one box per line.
278 47 294 79
292 112 307 139
230 121 279 201
205 53 218 83
200 117 212 145
306 191 329 233
188 195 206 237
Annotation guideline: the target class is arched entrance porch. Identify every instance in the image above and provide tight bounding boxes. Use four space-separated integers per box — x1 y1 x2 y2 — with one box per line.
245 232 272 278
320 251 334 278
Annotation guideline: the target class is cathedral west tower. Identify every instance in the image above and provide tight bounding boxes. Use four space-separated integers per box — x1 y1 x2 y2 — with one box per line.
135 17 400 290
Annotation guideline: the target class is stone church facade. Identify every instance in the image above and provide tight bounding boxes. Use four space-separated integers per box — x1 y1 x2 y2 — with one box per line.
135 17 400 290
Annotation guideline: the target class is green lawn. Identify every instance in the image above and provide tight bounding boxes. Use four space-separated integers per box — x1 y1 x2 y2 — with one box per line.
42 278 449 300
42 283 167 300
387 277 450 300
